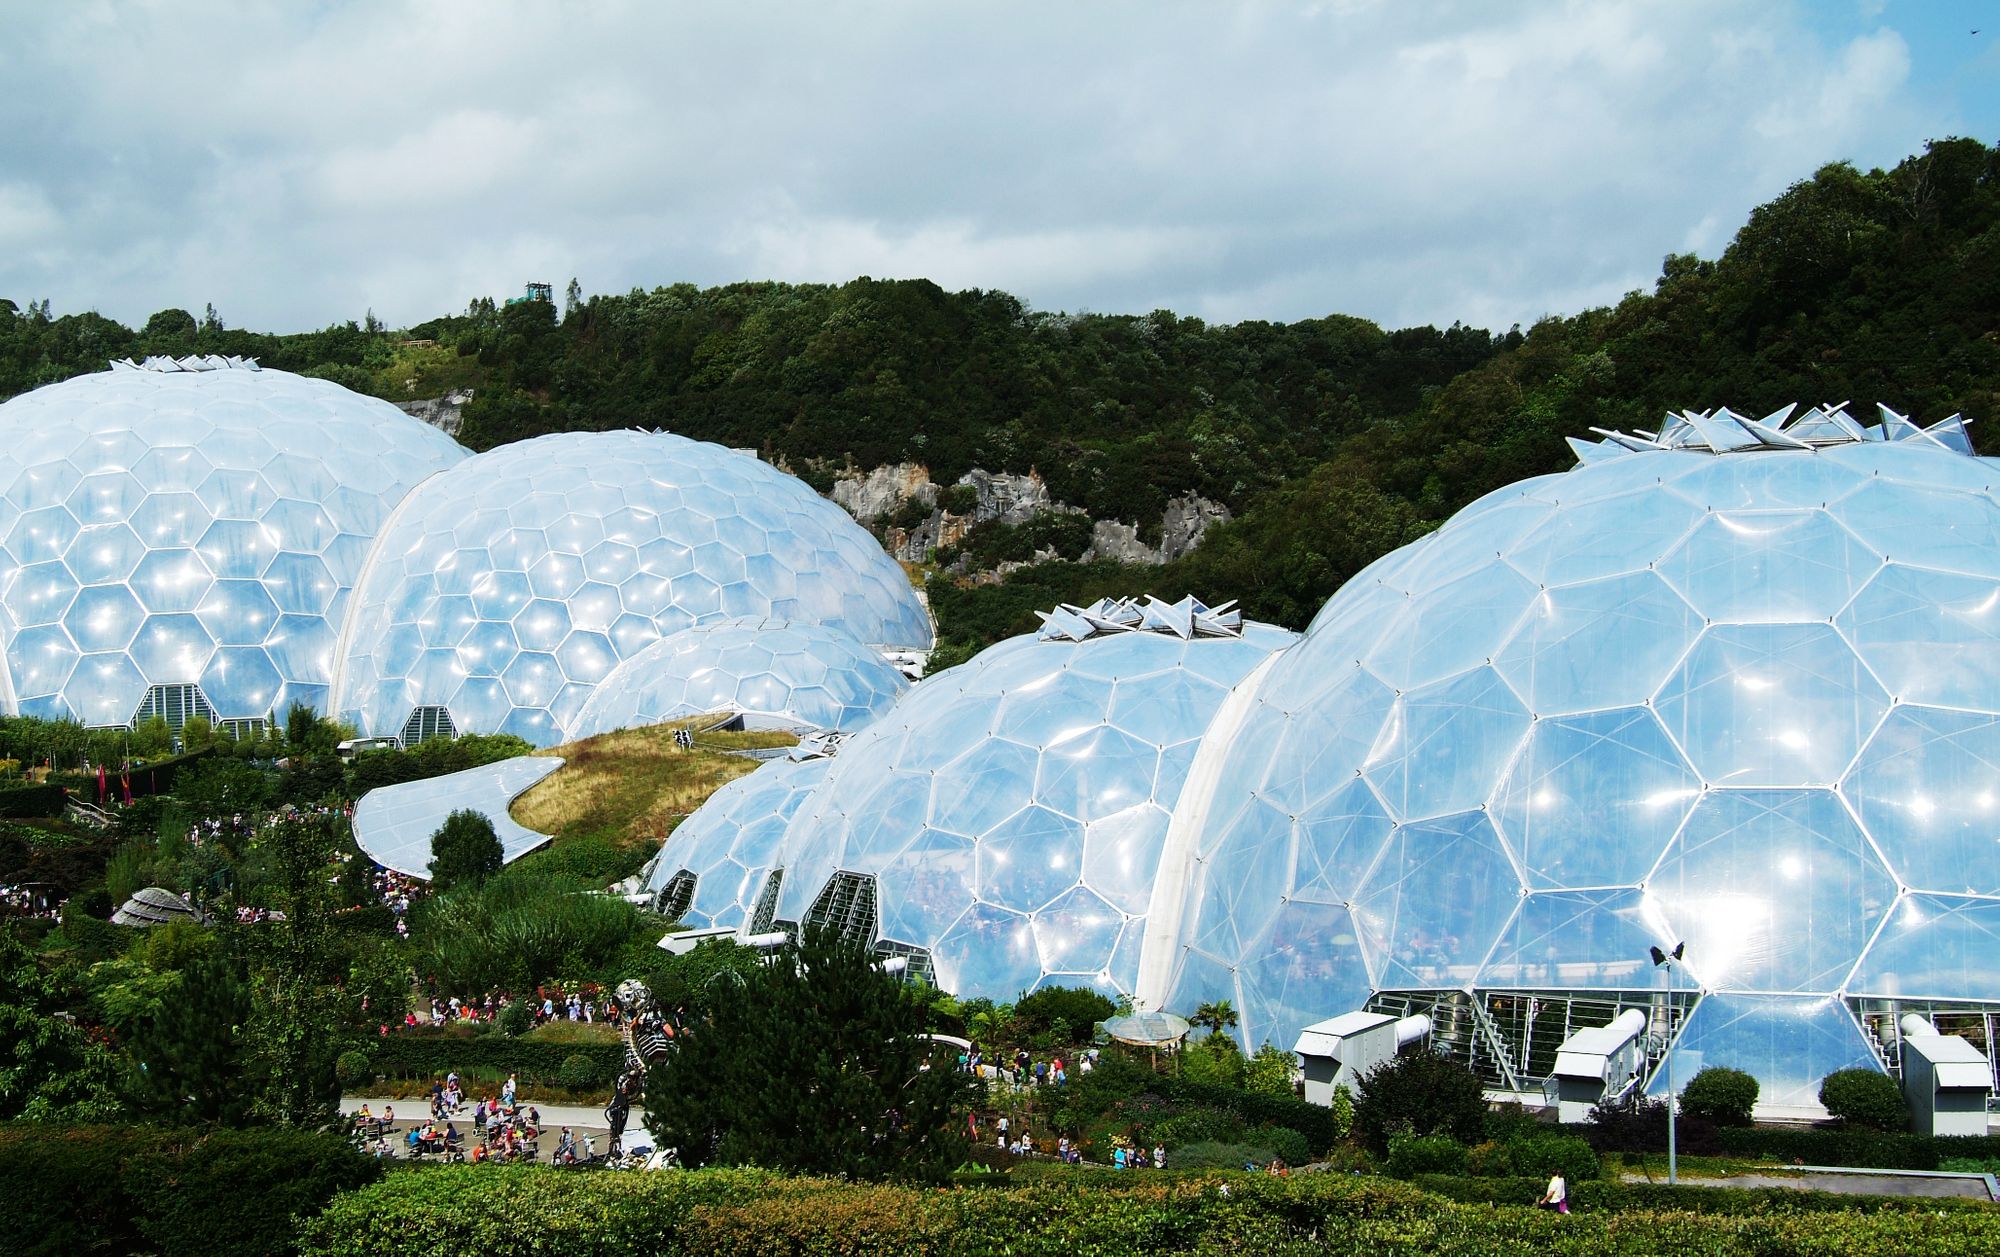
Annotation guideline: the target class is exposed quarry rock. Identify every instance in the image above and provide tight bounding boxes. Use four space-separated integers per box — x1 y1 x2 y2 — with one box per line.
396 389 474 438
1084 519 1155 564
1080 493 1231 564
958 468 1057 525
830 464 1227 571
832 462 936 523
1159 492 1231 561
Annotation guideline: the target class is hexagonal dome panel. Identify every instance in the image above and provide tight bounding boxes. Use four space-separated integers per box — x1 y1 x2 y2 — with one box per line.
331 430 931 746
1643 789 1894 992
0 361 465 722
567 617 908 738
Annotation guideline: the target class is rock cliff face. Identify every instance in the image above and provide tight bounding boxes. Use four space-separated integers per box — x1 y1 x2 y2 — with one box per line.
832 463 936 522
830 463 1228 570
396 389 474 438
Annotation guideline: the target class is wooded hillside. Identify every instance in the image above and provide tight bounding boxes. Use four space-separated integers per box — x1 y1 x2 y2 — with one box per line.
3 138 1994 654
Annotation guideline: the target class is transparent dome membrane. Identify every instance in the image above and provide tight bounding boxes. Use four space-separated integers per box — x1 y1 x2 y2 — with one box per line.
0 364 466 724
332 430 931 746
1161 408 2000 1110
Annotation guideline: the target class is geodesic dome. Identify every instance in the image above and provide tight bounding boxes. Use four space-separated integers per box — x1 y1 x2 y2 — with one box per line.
330 430 931 747
773 597 1295 999
1151 405 2000 1110
567 618 908 739
0 358 467 725
640 753 831 931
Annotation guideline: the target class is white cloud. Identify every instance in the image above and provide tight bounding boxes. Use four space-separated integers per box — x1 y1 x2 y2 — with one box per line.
0 1 1978 334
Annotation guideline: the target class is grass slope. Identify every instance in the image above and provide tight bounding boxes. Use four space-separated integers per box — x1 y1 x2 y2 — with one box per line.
509 718 797 856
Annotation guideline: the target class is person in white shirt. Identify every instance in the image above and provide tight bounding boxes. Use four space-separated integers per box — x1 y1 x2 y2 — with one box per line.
1537 1172 1568 1214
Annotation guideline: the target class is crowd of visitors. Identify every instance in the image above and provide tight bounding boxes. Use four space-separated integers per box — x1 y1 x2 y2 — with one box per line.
0 882 62 918
383 982 632 1035
959 1044 1096 1088
350 1073 579 1164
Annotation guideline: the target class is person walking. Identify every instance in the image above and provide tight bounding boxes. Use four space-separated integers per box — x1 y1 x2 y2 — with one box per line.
1537 1171 1568 1214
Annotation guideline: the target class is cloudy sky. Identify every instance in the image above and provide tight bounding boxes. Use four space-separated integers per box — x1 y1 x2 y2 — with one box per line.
1 1 1994 334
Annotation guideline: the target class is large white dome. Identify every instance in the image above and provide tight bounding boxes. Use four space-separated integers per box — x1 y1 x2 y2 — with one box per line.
1154 407 2000 1109
331 430 932 747
0 359 467 725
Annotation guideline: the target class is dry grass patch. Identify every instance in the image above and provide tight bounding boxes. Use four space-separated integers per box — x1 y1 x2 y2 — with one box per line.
509 717 797 854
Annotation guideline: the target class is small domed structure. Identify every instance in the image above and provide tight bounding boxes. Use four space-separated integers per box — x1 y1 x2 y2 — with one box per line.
568 618 908 738
641 752 832 930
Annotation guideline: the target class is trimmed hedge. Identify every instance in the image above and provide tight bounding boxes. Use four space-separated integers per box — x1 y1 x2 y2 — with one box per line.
297 1164 2000 1256
1413 1173 1995 1216
1153 1075 1337 1153
0 1123 380 1257
0 781 67 817
1716 1126 2000 1171
366 1031 626 1089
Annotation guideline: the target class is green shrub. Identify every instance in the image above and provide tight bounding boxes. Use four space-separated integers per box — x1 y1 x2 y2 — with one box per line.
1466 1139 1513 1177
1248 1122 1310 1167
1011 985 1114 1042
1505 1133 1600 1183
1680 1065 1759 1126
1386 1132 1468 1177
1412 1173 1994 1215
1152 1073 1337 1154
1166 1139 1291 1170
1353 1048 1487 1150
0 1124 379 1257
294 1161 2000 1256
1713 1124 1965 1169
428 809 503 889
335 1049 373 1088
558 1052 604 1090
1819 1067 1908 1130
0 781 67 817
365 1032 625 1092
1178 1034 1246 1089
1142 1103 1241 1146
498 997 534 1037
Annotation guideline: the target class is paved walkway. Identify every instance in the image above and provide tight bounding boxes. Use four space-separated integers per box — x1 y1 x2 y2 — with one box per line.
1619 1169 1994 1201
341 1096 648 1132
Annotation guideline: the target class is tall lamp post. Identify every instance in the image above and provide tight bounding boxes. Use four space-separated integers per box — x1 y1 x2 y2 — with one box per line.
1650 942 1686 1186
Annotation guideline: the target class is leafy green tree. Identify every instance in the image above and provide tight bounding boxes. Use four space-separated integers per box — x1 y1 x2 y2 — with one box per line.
643 924 970 1181
0 926 122 1120
242 814 347 1127
1352 1048 1487 1151
1244 1042 1300 1099
1680 1065 1759 1126
1011 984 1114 1043
427 809 502 890
132 715 174 758
1180 1032 1246 1089
174 757 273 834
123 948 254 1124
1819 1067 1907 1130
